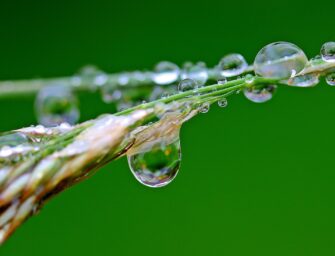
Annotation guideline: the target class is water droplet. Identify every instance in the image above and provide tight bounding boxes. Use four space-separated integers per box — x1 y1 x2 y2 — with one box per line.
245 74 255 84
288 74 319 87
152 61 180 85
35 84 79 126
326 73 335 86
100 81 120 103
118 73 130 86
79 65 107 90
254 42 308 79
321 42 335 62
181 62 208 86
178 79 197 92
217 76 227 85
218 54 248 77
0 132 31 148
128 139 181 188
310 55 323 66
218 98 228 108
199 102 210 113
243 85 276 103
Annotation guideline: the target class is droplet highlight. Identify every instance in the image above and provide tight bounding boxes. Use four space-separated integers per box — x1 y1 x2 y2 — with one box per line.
178 79 198 92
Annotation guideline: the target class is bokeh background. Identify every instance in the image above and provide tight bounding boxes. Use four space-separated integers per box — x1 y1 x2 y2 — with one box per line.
1 0 335 255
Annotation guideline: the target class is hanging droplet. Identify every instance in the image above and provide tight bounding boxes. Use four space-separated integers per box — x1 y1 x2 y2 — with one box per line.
243 85 276 103
326 73 335 86
152 61 180 85
218 54 248 77
199 102 210 113
254 42 308 79
178 78 198 92
181 62 208 86
128 139 181 188
217 75 227 85
35 84 79 127
288 74 319 87
217 98 228 108
321 42 335 62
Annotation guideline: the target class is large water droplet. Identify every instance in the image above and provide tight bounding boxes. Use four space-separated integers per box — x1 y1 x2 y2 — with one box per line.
218 54 248 77
178 78 197 92
35 84 79 127
128 139 181 188
321 42 335 63
152 61 180 85
326 73 335 86
254 42 308 79
181 62 208 86
288 74 319 87
243 85 276 103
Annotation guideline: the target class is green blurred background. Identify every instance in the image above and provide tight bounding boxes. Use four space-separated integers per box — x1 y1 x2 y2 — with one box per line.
1 0 335 255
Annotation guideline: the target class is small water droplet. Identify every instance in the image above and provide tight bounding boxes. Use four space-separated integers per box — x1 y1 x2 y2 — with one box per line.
321 42 335 62
79 65 107 90
243 85 276 103
181 62 208 86
326 73 335 86
245 74 255 84
152 61 180 85
0 132 31 148
217 98 228 108
178 79 197 92
35 84 79 126
128 139 181 188
310 55 323 66
288 74 319 87
254 42 308 79
217 76 227 85
199 102 210 113
218 54 248 77
118 73 130 86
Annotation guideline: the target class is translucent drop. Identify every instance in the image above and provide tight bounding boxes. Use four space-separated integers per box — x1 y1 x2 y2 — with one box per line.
218 98 228 108
79 65 107 90
243 85 276 103
245 74 255 84
181 62 208 86
288 74 319 87
100 81 120 103
35 84 79 127
199 102 210 113
326 73 335 86
321 42 335 62
152 61 180 85
0 132 31 148
178 78 197 92
128 140 181 188
218 54 248 77
254 42 308 79
217 76 227 85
